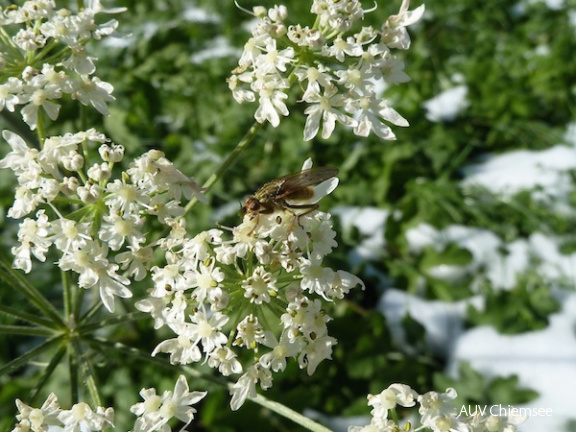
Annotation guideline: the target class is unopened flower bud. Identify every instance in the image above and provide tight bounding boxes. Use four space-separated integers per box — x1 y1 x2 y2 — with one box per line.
148 149 164 162
87 162 112 182
60 177 79 195
22 66 37 81
253 6 266 18
40 178 60 201
99 143 125 163
268 5 287 22
269 24 287 38
61 152 84 172
77 182 100 203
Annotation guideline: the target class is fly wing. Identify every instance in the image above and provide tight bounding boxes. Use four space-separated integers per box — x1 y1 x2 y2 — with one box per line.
275 167 339 200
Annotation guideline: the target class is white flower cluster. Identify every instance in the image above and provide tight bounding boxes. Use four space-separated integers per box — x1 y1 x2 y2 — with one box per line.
130 375 206 432
349 384 526 432
0 0 123 129
12 393 114 432
0 130 205 312
135 162 364 410
228 0 425 141
11 376 205 432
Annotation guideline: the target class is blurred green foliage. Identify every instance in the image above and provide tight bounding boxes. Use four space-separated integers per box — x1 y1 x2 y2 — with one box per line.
2 0 576 430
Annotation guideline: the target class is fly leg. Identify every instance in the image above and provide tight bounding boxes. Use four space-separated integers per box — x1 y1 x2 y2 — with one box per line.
283 202 319 233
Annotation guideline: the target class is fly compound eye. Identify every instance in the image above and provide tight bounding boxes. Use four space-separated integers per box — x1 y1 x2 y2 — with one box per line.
247 198 260 211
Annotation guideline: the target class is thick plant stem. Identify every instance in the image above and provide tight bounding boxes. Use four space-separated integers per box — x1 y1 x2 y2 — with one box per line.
251 393 334 432
183 120 264 215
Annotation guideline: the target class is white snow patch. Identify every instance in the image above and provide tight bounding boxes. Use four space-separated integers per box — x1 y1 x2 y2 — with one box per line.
422 85 469 122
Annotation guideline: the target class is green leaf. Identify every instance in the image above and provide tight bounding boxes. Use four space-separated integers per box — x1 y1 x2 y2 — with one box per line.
420 244 474 270
467 276 560 334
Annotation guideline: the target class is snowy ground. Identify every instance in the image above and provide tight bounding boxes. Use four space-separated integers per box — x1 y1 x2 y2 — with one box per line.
331 100 576 431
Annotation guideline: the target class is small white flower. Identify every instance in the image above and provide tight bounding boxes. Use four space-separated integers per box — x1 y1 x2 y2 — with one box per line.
13 28 47 51
131 376 205 432
115 244 154 281
430 416 469 432
150 260 189 296
11 210 52 273
127 150 206 203
0 78 22 112
188 259 225 304
295 65 333 101
368 384 418 421
71 76 115 115
230 364 272 411
14 393 61 431
105 179 150 214
303 85 357 141
323 35 363 62
242 266 277 304
300 256 335 299
0 131 41 185
99 212 145 251
185 311 229 354
254 40 294 74
135 296 170 329
5 1 55 24
382 0 426 50
58 240 132 312
207 346 243 376
58 402 114 432
418 388 459 429
326 270 365 299
259 330 304 372
298 334 336 375
182 229 222 262
228 74 256 103
152 331 203 365
281 297 331 342
38 132 84 177
234 314 266 349
254 83 289 127
347 96 409 140
20 79 62 129
63 45 97 75
61 150 85 172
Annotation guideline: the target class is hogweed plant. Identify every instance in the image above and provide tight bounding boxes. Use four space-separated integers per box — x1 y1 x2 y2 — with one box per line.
0 0 520 431
228 0 425 141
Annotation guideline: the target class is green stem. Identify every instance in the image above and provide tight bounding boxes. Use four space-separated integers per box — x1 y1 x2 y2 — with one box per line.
73 338 102 407
73 277 86 321
68 344 79 404
62 269 72 321
79 298 104 324
28 345 67 401
251 393 334 432
182 120 264 215
32 39 60 62
0 325 54 337
78 311 147 333
0 335 64 377
0 304 60 329
0 257 65 327
36 113 46 145
88 337 230 388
